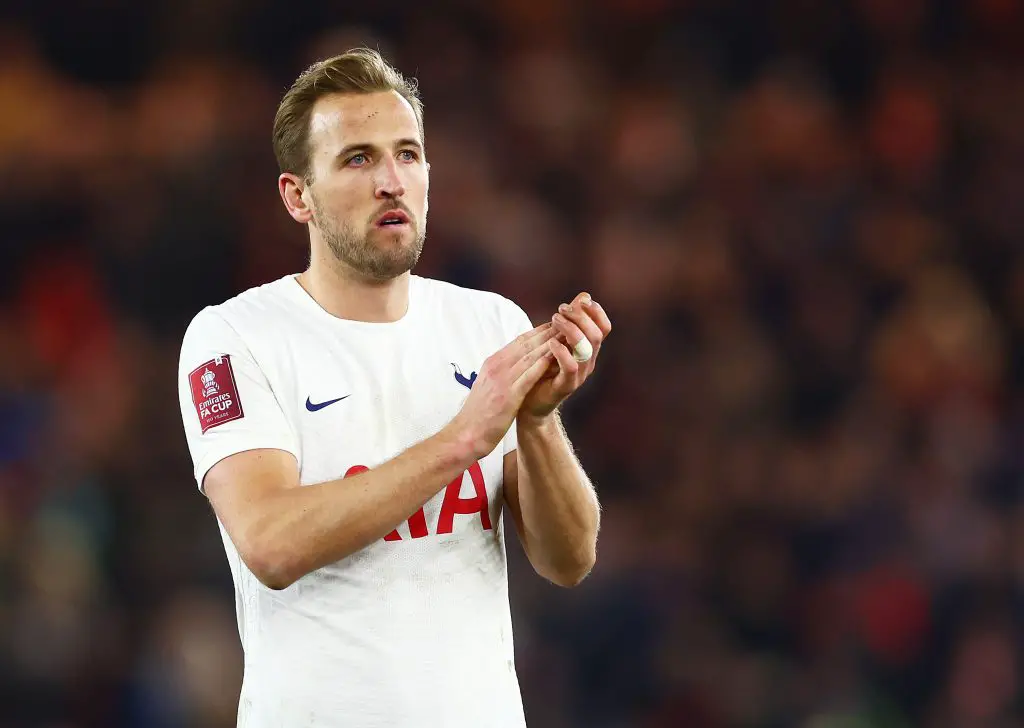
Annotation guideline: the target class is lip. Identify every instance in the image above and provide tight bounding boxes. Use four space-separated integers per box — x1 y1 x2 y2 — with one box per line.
375 209 411 226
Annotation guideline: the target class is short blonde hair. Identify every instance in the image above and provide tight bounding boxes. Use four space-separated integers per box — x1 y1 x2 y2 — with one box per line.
272 48 424 181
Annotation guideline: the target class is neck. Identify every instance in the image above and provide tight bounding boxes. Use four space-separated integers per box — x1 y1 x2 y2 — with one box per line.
298 246 411 324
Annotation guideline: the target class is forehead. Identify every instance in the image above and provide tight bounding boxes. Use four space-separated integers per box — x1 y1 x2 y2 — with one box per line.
307 90 421 154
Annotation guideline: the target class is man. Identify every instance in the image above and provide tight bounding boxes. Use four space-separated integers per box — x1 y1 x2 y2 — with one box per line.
177 48 610 727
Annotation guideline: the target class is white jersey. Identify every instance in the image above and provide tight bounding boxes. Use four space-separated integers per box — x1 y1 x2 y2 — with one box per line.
177 273 532 728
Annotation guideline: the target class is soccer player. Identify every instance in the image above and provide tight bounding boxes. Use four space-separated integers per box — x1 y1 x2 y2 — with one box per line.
177 48 609 727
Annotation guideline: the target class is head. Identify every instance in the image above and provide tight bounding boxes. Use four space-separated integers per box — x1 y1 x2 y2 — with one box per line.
274 48 429 281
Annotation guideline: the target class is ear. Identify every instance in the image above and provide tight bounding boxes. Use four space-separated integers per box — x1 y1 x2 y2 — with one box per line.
278 173 314 224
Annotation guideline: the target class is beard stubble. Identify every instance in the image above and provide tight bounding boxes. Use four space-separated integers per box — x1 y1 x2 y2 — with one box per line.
310 193 426 281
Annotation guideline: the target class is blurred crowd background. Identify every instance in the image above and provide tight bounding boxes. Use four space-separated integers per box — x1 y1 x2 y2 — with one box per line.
3 0 1024 726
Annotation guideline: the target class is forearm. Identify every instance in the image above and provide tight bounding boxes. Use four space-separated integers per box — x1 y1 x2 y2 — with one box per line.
246 425 476 587
514 413 600 586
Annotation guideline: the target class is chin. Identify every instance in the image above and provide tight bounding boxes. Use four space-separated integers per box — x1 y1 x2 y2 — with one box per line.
366 243 423 279
374 224 422 250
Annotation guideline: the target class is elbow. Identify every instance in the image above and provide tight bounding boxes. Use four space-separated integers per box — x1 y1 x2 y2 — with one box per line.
546 549 597 588
240 538 301 591
251 562 297 591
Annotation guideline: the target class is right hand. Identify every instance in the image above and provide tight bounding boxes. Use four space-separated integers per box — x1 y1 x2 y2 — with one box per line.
448 323 558 459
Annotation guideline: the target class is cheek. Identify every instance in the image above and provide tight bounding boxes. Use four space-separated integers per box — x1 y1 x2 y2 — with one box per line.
316 180 361 217
407 169 430 205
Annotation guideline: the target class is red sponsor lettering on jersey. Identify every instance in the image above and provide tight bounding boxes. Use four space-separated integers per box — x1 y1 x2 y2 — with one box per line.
189 356 244 433
436 462 492 534
344 462 492 541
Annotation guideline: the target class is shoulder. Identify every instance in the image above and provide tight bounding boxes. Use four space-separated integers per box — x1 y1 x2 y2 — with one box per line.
183 276 297 341
180 275 299 359
207 276 297 326
414 276 531 332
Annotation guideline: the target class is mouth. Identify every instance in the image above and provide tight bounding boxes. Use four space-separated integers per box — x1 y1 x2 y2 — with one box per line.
375 209 411 228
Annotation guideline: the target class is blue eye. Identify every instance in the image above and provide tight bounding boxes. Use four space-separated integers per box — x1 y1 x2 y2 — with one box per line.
349 153 368 166
398 150 417 162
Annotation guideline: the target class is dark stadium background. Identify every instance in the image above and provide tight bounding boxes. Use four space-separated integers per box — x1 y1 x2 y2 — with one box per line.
3 1 1024 726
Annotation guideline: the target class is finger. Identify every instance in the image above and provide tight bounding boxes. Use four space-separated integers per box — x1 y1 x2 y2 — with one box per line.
552 312 587 349
570 291 592 309
552 312 595 363
509 329 559 380
547 338 580 390
513 350 556 396
557 302 603 349
581 298 612 337
514 322 554 351
495 322 553 365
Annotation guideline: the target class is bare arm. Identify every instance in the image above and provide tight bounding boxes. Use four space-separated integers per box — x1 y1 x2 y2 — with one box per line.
205 323 557 590
206 431 472 590
503 292 612 587
503 416 600 587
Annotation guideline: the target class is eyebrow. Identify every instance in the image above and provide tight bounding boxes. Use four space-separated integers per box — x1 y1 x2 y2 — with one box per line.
336 138 424 159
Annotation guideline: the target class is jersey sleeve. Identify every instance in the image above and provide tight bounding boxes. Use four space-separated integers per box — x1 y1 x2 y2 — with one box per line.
178 308 299 493
498 299 535 455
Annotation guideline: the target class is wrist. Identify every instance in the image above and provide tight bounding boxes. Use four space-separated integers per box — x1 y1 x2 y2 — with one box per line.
516 410 562 438
440 416 492 464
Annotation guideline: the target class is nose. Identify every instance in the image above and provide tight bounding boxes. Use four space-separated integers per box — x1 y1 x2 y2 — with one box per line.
374 157 406 199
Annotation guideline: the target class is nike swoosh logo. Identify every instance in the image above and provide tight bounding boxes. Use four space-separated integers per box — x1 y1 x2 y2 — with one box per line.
305 395 350 412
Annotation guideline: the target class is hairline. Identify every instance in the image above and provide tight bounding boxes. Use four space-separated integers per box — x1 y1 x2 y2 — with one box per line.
302 90 426 184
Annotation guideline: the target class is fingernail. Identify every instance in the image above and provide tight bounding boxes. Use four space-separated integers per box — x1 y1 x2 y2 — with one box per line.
553 313 566 324
558 303 570 314
580 293 592 305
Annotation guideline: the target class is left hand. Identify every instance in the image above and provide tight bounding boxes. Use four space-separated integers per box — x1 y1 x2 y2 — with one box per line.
519 292 612 422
